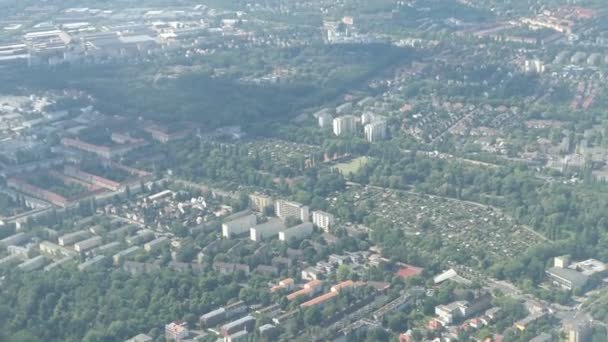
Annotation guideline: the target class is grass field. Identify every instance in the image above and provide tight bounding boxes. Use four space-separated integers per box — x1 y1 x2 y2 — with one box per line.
332 156 370 175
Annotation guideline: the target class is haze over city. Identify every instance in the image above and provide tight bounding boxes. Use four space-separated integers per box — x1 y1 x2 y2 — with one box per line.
1 0 608 341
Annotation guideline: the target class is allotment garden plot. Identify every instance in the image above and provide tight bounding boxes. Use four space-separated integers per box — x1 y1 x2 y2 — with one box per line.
350 186 542 263
245 139 322 168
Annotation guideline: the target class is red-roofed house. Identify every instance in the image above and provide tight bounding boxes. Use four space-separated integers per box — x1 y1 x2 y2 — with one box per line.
395 264 423 279
428 319 443 330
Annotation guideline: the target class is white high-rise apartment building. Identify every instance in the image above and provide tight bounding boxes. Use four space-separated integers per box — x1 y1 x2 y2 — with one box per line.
332 115 357 136
364 120 387 142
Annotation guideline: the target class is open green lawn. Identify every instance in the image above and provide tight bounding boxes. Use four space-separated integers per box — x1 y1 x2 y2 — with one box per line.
332 156 370 175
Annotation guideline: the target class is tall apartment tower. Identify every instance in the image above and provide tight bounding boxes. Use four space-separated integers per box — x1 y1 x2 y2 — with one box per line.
364 120 387 142
332 115 357 136
312 211 335 233
275 200 310 222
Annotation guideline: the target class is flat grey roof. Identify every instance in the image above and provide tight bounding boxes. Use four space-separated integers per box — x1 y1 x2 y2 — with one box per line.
547 267 589 289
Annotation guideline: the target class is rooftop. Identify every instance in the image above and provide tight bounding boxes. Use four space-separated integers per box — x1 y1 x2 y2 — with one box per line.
331 280 354 292
300 291 338 308
547 267 589 289
569 259 606 276
221 315 254 331
395 264 424 279
529 332 552 342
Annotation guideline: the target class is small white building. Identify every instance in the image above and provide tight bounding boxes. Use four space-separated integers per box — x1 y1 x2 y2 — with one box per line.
165 321 189 341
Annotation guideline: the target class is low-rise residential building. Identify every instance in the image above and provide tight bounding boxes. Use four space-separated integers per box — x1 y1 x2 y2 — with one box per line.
301 280 357 308
126 230 155 245
144 124 191 144
224 301 247 318
331 280 356 293
213 262 250 275
222 214 257 238
58 230 90 246
0 232 27 247
569 259 607 276
301 291 338 308
39 241 74 257
373 295 412 321
515 312 547 331
200 308 226 327
250 218 285 242
78 255 105 271
271 278 295 293
125 333 153 342
0 254 22 268
93 242 121 256
74 236 103 253
18 255 47 271
436 301 468 325
225 330 249 342
255 265 278 276
7 244 34 258
255 304 281 319
61 137 145 159
435 294 493 325
530 332 552 342
107 226 132 240
546 267 589 291
144 236 169 252
336 102 353 115
88 225 107 235
272 310 297 325
44 256 73 272
286 279 323 301
279 222 313 242
258 324 276 338
113 246 140 264
220 315 255 337
301 266 323 281
198 302 246 328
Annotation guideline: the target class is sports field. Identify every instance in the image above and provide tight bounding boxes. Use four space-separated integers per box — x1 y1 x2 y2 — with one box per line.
332 156 370 175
